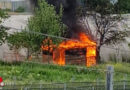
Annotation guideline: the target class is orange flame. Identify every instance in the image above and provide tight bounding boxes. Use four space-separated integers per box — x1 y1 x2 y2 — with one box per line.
41 38 56 53
42 33 97 67
53 33 96 67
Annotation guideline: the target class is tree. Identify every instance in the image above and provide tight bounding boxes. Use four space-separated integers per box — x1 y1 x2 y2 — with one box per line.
7 32 25 61
27 0 65 54
78 0 127 63
7 31 34 59
7 0 65 59
0 9 8 45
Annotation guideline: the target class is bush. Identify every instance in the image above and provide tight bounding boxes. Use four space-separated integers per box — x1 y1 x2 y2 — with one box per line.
4 8 11 12
15 6 25 12
109 54 118 63
122 55 130 63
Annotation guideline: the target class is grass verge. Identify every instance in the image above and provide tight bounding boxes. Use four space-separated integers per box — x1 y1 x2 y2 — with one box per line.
0 61 130 84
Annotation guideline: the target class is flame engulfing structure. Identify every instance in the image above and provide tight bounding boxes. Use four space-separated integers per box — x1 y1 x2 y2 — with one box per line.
53 33 96 67
42 33 96 67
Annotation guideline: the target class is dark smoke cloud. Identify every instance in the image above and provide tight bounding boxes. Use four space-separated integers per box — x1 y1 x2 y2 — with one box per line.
31 0 84 38
47 0 83 38
31 0 81 26
47 0 80 28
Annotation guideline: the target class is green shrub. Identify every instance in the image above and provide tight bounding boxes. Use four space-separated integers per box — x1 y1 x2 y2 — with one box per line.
4 8 11 12
109 54 118 63
15 6 25 12
122 55 130 63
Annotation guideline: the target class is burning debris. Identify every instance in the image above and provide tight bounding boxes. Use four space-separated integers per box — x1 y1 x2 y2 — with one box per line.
42 33 96 67
41 38 56 63
41 38 56 54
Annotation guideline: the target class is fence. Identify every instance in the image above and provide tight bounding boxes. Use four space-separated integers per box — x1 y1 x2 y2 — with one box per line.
2 81 130 90
0 63 130 90
3 52 26 62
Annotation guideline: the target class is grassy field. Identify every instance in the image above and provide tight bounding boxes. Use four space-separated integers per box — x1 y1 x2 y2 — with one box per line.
0 61 130 84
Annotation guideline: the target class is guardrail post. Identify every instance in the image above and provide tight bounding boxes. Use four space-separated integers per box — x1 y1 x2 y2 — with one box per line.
106 66 114 90
64 83 66 90
123 74 127 90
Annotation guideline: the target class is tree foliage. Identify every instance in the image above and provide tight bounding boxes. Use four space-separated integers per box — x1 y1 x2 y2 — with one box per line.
78 0 127 63
0 9 8 45
80 0 130 13
116 0 130 13
7 31 27 50
28 0 64 40
7 31 34 59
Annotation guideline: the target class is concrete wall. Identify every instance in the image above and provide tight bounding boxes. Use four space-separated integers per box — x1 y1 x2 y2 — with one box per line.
0 15 32 61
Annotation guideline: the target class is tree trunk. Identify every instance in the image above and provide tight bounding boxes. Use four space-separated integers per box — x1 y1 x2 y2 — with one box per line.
97 34 104 63
96 46 101 63
14 49 19 62
27 48 32 60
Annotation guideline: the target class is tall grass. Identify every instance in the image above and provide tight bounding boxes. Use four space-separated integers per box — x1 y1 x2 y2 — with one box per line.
0 61 130 84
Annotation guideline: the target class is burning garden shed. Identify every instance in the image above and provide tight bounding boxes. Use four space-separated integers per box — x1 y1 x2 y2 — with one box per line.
53 32 96 67
42 32 96 67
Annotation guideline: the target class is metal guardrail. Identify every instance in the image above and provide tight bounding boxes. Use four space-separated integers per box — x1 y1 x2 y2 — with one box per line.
1 81 130 90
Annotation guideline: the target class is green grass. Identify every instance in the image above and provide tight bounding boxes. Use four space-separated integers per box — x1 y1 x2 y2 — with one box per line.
0 61 130 84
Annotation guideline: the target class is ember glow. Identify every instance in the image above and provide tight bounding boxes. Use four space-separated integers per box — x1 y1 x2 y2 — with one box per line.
42 33 96 67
